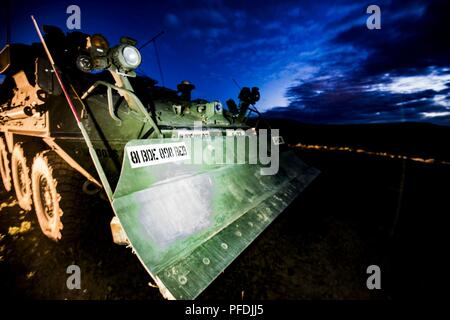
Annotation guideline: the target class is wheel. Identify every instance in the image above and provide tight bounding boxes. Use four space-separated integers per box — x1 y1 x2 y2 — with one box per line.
31 150 86 241
0 136 12 192
11 143 33 211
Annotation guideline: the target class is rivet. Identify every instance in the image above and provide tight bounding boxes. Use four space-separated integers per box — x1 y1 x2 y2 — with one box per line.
178 275 187 285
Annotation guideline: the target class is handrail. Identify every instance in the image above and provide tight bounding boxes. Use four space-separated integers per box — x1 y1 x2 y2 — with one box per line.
81 80 162 137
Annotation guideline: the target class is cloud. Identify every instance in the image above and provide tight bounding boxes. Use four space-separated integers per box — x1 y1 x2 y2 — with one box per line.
332 0 450 75
266 64 450 125
269 0 450 125
421 111 450 118
165 13 180 28
263 21 282 31
181 8 228 27
369 72 450 94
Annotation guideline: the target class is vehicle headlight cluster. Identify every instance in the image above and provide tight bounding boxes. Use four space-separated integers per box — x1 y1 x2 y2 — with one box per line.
76 34 142 74
112 44 142 71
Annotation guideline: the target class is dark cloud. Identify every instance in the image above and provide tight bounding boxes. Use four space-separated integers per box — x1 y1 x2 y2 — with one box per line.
273 0 450 124
333 0 450 75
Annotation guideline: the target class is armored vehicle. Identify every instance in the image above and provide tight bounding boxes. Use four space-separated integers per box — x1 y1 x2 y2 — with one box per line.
0 20 319 299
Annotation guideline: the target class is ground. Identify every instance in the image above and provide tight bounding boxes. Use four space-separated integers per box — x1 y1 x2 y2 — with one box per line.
0 149 446 300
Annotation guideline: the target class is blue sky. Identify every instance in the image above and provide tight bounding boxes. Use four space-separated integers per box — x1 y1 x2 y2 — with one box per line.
1 0 450 124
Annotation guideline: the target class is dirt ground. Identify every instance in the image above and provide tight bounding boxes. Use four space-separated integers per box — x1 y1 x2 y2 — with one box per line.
0 149 446 300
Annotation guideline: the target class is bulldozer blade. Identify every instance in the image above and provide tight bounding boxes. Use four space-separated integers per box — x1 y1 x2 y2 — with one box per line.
111 137 319 299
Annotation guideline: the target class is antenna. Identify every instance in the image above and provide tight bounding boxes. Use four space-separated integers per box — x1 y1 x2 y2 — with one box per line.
232 78 241 90
139 30 165 87
139 30 164 50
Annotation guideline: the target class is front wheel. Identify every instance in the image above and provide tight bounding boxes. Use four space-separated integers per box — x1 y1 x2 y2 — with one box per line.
31 151 86 241
11 143 33 211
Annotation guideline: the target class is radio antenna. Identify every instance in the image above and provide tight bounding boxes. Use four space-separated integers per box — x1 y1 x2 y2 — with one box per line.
232 78 241 90
139 30 165 87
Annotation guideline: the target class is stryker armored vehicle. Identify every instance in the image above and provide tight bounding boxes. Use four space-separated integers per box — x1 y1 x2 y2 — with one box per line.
0 20 319 299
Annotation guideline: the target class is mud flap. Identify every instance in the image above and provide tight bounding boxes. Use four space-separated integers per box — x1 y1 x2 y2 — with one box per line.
111 137 319 299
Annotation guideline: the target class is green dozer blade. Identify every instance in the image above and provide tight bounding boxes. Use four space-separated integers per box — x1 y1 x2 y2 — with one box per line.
111 137 319 299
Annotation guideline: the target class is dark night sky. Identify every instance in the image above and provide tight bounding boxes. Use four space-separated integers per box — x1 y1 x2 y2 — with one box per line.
1 0 449 124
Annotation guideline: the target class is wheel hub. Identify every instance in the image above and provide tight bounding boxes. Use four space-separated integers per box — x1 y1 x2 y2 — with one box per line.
39 175 54 219
18 162 27 195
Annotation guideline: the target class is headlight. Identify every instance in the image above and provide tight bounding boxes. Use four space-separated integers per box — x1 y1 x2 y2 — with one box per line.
123 46 141 67
112 44 141 71
90 34 109 52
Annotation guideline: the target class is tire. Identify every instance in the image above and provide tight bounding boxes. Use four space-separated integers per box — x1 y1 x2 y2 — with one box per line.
11 143 33 211
0 136 12 192
31 150 86 242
